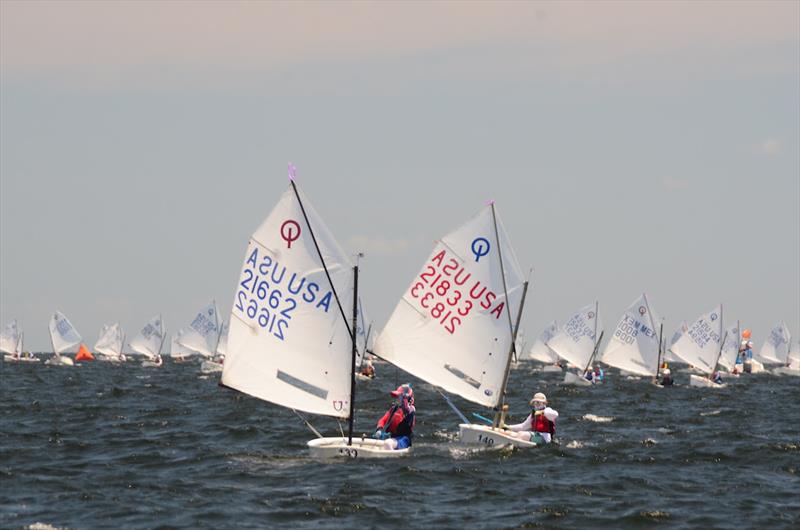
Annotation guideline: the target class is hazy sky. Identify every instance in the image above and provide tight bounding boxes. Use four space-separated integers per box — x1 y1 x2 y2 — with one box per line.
1 1 798 351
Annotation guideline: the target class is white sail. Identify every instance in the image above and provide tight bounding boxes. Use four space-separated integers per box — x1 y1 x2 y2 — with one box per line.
221 183 355 418
215 320 229 357
129 314 165 359
758 321 791 364
94 323 124 358
49 311 82 354
16 332 24 356
355 297 373 367
787 340 800 369
546 302 603 370
670 305 724 375
600 294 662 377
177 301 220 357
0 319 20 355
718 323 740 371
664 321 687 363
374 204 525 408
528 321 559 363
170 329 197 358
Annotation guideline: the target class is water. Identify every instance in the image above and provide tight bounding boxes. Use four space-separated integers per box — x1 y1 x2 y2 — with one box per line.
1 360 798 529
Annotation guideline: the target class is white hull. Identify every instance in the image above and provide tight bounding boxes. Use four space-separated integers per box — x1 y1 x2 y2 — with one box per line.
563 371 593 386
355 373 375 381
45 355 74 366
306 437 411 458
744 359 765 374
98 355 126 363
141 360 163 368
458 423 538 448
200 360 223 373
772 366 800 376
539 365 563 373
4 354 40 363
689 374 726 388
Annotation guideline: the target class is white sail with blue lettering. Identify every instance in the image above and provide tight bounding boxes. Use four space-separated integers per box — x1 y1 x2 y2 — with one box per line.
374 204 525 408
177 301 220 358
718 323 741 371
758 321 791 364
546 302 603 370
600 294 662 377
221 184 354 418
528 321 559 363
0 319 20 355
49 311 82 354
670 305 723 375
95 323 124 358
129 315 165 359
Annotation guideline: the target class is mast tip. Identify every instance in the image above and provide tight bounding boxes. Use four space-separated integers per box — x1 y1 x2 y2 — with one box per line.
288 163 297 181
485 199 495 205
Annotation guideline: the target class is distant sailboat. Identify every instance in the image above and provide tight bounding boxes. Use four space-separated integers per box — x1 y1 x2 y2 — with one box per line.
528 321 562 372
45 311 81 366
547 302 603 386
2 320 38 363
221 175 400 458
374 202 532 448
773 339 800 376
671 305 726 388
129 314 166 366
758 321 791 365
663 321 687 363
717 322 741 375
170 329 196 361
600 294 662 379
94 323 126 362
355 298 375 380
201 320 229 374
178 301 221 359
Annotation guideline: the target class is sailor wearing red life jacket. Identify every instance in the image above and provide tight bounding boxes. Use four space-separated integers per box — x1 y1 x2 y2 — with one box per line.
373 384 415 450
505 392 559 444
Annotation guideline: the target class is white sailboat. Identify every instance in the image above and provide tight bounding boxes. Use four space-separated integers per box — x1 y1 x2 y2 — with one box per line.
664 321 687 363
45 311 81 366
2 320 38 363
221 175 399 458
374 202 533 448
201 320 229 373
547 302 603 386
94 323 126 362
773 339 800 376
170 329 196 361
758 321 791 365
354 297 375 380
528 321 562 372
671 305 726 388
129 314 166 366
178 301 221 358
600 294 662 379
717 322 741 375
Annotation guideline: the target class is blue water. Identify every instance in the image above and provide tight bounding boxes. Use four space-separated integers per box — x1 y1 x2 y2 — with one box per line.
1 359 798 529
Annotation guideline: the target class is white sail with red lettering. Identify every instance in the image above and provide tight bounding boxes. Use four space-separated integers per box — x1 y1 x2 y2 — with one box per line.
600 294 661 377
374 204 525 408
221 183 354 419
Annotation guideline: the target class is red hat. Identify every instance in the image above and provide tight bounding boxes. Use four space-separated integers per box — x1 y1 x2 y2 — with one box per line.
390 384 413 398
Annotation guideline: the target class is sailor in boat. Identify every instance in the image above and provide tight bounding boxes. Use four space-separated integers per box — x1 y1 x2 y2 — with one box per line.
660 364 674 386
153 354 164 367
738 329 754 365
504 392 558 444
373 384 415 450
359 359 375 379
593 365 605 382
711 370 723 385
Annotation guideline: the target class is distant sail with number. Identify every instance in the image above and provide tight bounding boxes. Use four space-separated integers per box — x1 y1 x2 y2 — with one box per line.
374 204 526 408
178 301 221 357
49 311 82 354
670 305 724 375
528 321 559 363
170 329 196 358
718 323 741 371
94 323 124 358
0 320 20 355
215 320 229 357
221 183 354 418
600 294 662 377
130 315 165 359
758 321 791 364
546 302 603 370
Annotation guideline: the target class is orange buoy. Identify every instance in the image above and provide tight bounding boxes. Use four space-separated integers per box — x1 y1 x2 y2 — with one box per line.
75 343 95 362
742 329 752 339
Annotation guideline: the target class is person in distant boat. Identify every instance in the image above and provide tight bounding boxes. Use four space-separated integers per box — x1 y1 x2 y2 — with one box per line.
360 359 375 378
584 369 594 382
738 329 754 364
594 365 604 382
659 363 674 386
712 370 723 384
504 392 558 444
153 354 163 367
373 384 415 450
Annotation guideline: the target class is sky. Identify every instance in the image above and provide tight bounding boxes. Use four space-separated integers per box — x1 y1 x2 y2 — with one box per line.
1 0 798 352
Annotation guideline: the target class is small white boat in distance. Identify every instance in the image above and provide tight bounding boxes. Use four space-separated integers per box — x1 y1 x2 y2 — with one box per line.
671 305 727 388
600 293 663 382
94 323 126 362
758 321 791 366
130 314 166 366
772 340 800 376
2 321 39 363
528 321 560 369
548 302 603 386
45 311 81 366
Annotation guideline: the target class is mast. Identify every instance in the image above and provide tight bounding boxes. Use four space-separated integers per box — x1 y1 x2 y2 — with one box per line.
641 293 661 378
348 265 358 446
49 314 57 359
709 305 725 379
655 322 664 380
581 301 601 375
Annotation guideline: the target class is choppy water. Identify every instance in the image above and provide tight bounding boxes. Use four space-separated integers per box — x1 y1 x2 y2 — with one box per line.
1 359 798 529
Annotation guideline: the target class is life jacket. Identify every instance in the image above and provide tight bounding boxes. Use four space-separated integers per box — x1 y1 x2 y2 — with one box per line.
378 406 415 439
531 409 555 436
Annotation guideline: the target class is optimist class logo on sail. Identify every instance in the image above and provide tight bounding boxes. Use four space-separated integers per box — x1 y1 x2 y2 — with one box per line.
234 233 334 342
407 246 506 336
